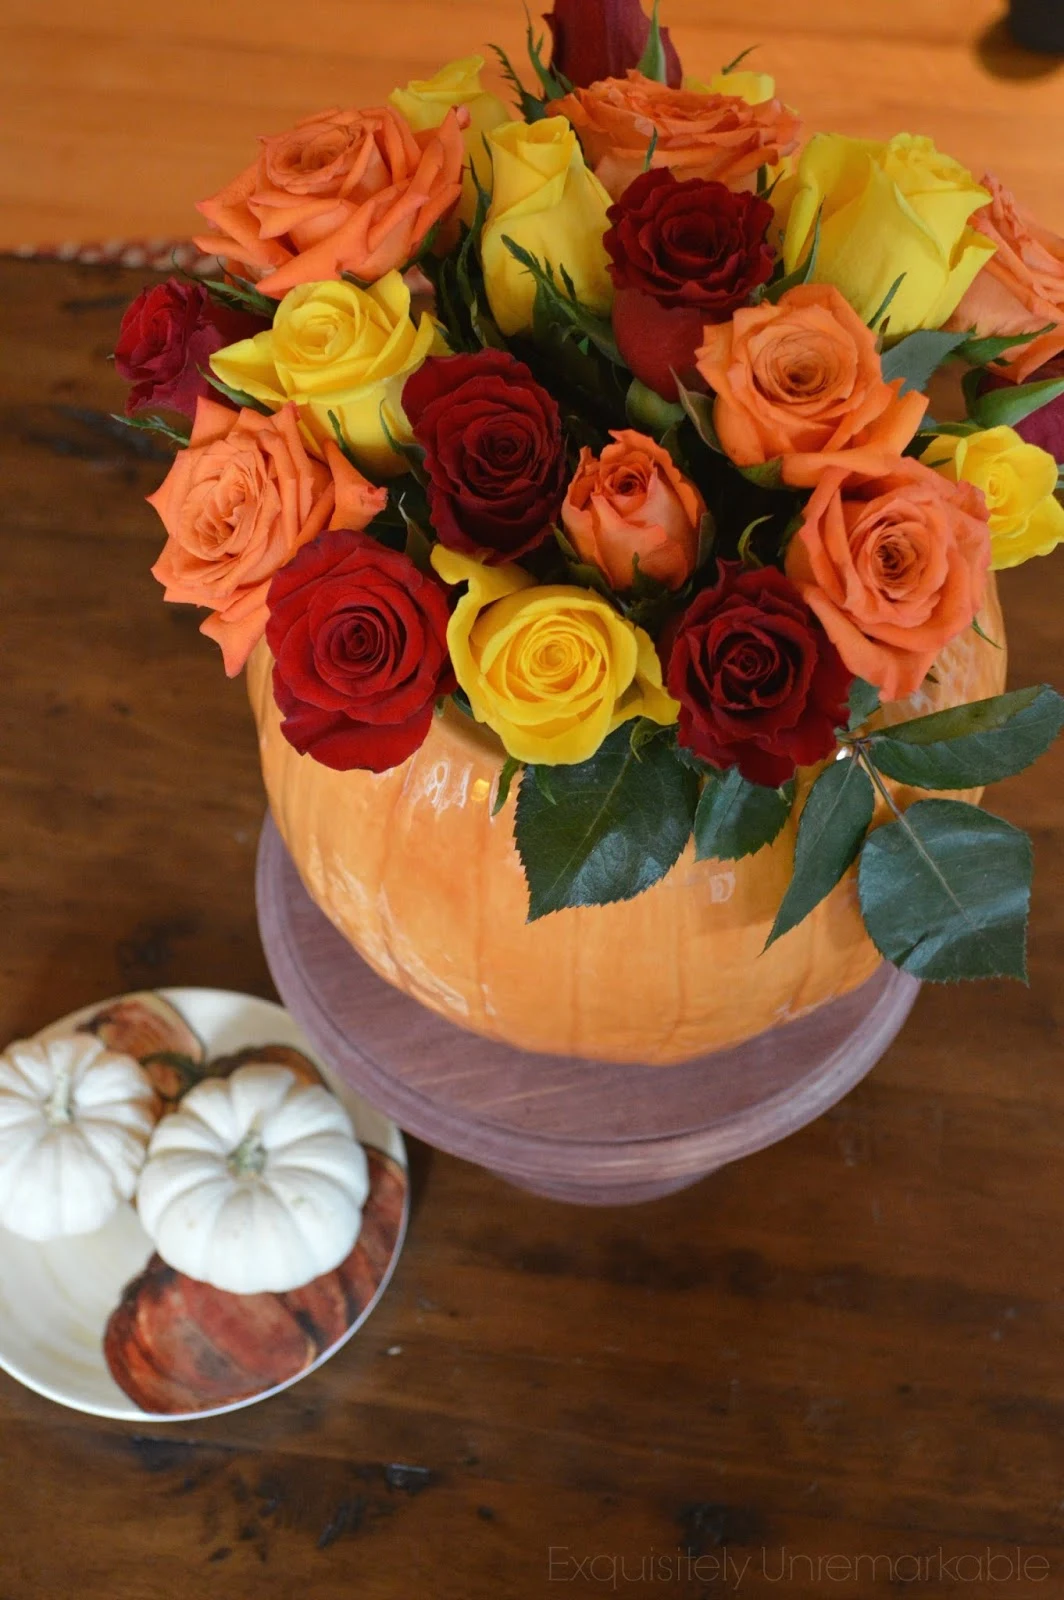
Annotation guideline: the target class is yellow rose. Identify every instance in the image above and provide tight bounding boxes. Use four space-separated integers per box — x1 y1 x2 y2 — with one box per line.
782 133 996 335
210 274 442 477
480 116 614 338
431 546 678 764
921 426 1064 570
685 71 776 105
389 54 509 225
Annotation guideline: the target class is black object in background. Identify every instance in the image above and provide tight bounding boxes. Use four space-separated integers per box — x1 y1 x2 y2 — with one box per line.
1008 0 1064 52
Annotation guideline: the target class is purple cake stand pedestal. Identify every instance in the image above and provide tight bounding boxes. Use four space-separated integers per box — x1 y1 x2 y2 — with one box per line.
255 815 920 1206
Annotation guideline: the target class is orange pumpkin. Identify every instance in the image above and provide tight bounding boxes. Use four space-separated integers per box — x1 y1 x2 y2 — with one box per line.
247 579 1006 1066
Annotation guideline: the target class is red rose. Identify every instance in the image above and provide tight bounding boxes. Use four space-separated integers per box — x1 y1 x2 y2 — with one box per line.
667 563 852 787
544 0 682 89
265 528 456 773
605 171 775 400
403 352 568 563
114 279 266 419
980 352 1064 462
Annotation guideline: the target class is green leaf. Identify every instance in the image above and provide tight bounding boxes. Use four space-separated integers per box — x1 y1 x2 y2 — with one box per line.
766 756 875 946
736 514 772 568
379 406 428 479
552 526 615 598
847 678 881 732
673 375 723 452
514 726 698 920
327 409 360 470
525 11 570 97
199 368 272 415
626 377 685 436
868 273 906 334
952 324 1057 368
636 0 668 82
493 756 522 817
501 236 623 364
199 273 277 321
763 206 822 303
880 329 968 396
972 616 1002 650
488 43 548 121
629 716 671 758
737 458 785 491
970 375 1064 430
111 411 190 448
857 800 1032 981
642 128 659 174
694 767 794 862
720 44 759 74
867 685 1064 789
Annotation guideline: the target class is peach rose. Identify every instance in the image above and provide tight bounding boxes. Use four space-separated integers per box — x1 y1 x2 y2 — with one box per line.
148 398 386 674
947 173 1064 381
696 283 928 483
548 73 801 201
562 430 704 590
784 458 991 701
193 105 465 300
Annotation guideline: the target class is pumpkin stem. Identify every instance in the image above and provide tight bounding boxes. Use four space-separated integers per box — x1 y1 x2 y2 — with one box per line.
44 1064 75 1126
227 1128 268 1178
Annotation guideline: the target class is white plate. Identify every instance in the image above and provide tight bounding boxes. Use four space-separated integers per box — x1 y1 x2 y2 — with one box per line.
0 987 408 1421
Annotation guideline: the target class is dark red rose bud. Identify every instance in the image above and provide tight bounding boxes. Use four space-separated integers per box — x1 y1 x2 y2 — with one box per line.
265 528 456 773
612 286 706 401
980 352 1064 462
544 0 682 88
605 171 774 398
403 351 568 563
667 563 852 788
114 279 265 419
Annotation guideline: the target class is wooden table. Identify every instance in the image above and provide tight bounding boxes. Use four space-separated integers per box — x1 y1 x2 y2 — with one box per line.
2 254 1064 1596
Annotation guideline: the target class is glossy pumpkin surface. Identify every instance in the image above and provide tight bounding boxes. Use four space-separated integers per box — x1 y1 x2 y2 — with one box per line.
248 580 1006 1065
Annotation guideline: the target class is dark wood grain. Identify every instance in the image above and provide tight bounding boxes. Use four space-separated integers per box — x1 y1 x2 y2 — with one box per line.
2 256 1064 1596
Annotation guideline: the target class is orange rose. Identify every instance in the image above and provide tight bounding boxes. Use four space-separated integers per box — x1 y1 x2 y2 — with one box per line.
784 458 991 701
946 173 1064 381
562 429 704 590
193 106 465 300
148 398 386 675
548 73 801 201
696 283 928 483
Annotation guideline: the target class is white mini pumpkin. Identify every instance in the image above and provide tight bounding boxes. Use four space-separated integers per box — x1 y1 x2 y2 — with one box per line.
136 1063 369 1295
0 1033 158 1241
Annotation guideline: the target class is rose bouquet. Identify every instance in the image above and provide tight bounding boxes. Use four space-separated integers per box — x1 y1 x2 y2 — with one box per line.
115 0 1064 993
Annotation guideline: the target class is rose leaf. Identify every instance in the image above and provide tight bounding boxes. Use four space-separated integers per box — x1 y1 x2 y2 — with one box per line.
969 375 1064 430
858 800 1031 981
515 726 698 920
866 684 1064 789
879 330 969 396
765 756 875 947
694 767 795 862
845 678 881 732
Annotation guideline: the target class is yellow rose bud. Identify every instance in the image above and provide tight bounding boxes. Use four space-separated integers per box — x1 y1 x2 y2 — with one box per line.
782 132 996 336
921 425 1064 570
431 546 678 765
389 55 509 225
480 116 614 338
210 274 443 478
684 71 777 105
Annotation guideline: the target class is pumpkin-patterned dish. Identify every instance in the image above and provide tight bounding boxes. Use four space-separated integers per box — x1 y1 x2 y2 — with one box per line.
0 988 408 1421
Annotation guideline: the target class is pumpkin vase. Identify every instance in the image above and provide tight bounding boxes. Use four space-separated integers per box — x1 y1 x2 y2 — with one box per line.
247 579 1006 1070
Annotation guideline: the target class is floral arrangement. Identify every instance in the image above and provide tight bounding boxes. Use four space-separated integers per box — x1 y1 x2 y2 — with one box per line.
114 0 1064 983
